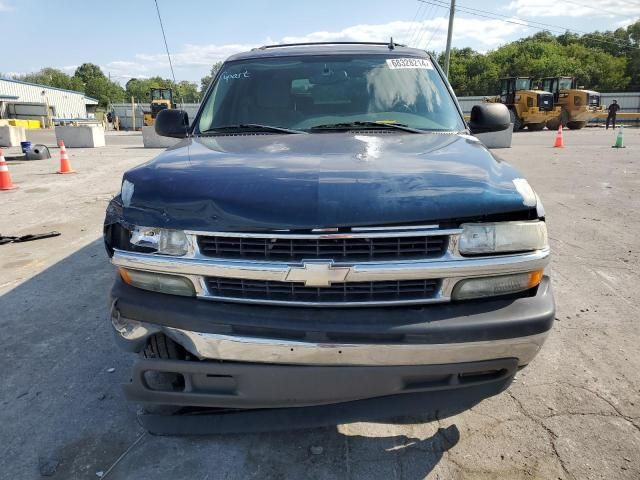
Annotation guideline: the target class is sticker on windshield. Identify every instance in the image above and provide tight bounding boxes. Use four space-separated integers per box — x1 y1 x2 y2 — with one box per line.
222 70 251 82
386 58 433 70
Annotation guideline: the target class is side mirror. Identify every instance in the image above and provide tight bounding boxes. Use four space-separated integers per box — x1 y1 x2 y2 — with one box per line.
155 109 189 138
468 103 510 134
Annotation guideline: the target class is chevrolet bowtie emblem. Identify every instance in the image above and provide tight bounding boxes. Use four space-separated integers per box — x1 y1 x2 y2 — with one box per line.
285 261 351 287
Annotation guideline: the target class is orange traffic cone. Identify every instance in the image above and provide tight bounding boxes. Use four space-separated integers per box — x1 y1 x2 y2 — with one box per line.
0 148 18 191
553 124 564 148
57 140 75 174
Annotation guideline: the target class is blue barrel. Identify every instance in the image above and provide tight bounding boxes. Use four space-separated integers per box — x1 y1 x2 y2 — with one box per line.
21 141 32 153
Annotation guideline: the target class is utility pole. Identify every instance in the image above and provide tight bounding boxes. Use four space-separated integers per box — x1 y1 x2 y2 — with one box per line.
444 0 456 78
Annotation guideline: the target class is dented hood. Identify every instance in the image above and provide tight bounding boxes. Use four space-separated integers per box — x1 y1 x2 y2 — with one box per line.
114 132 536 231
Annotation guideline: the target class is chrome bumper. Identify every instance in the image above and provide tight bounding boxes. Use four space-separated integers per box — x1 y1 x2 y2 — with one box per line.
113 313 549 367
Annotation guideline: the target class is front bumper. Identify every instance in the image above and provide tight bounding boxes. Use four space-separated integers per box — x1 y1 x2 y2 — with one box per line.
134 359 518 434
111 276 554 414
524 107 561 124
571 106 604 122
125 356 518 409
111 276 554 367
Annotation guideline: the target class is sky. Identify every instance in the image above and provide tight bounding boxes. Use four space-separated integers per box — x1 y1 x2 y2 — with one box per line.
1 0 639 85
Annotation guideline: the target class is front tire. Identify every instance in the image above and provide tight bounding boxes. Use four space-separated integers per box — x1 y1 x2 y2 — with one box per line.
546 118 560 131
140 334 187 415
509 109 522 131
566 121 587 130
143 333 185 361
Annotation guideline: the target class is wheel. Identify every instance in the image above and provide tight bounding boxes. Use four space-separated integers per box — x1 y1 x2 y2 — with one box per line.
560 109 569 127
141 334 187 414
566 121 587 130
527 123 545 131
143 333 185 361
509 109 522 131
546 118 560 131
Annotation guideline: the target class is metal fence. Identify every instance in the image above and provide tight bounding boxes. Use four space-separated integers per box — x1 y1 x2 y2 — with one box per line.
110 103 144 130
599 92 640 113
109 102 201 130
456 96 487 114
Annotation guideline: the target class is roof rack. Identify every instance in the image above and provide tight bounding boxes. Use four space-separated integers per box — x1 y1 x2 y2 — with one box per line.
252 40 407 51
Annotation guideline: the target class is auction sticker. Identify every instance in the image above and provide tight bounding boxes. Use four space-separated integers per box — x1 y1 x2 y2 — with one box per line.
386 58 433 69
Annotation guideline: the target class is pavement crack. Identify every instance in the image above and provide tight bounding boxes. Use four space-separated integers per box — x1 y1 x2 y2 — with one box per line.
507 391 575 480
542 411 628 420
566 383 640 433
100 432 147 479
469 406 520 424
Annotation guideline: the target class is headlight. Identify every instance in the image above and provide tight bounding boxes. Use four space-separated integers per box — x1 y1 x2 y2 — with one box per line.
453 270 543 300
459 221 547 255
119 268 195 296
130 226 189 256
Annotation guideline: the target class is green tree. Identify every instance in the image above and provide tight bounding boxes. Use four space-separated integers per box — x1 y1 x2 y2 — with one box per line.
200 62 223 95
84 75 125 106
443 26 634 96
175 80 200 103
125 78 153 103
70 63 124 106
14 68 84 92
74 63 105 84
442 48 500 96
124 77 199 104
625 21 640 90
125 76 174 103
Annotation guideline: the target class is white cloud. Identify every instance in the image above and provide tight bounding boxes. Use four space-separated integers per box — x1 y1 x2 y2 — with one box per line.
0 1 14 12
102 43 255 83
507 0 640 18
102 17 528 83
281 17 526 50
617 16 639 28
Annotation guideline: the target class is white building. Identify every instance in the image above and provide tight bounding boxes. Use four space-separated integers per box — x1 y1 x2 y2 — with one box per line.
0 77 99 124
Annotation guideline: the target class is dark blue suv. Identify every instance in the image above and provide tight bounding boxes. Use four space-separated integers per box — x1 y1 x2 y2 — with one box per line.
104 42 554 434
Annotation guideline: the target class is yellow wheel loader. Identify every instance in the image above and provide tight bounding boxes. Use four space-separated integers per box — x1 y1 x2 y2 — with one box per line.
143 88 175 127
487 77 561 131
541 77 604 130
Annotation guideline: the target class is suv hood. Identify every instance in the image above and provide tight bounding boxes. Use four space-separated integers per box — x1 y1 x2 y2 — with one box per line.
116 132 537 231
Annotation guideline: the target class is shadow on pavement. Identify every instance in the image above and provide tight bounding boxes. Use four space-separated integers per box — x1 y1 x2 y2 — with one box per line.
1 238 464 479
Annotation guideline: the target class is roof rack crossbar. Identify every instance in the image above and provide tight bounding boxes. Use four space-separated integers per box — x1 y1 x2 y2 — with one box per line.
253 41 407 51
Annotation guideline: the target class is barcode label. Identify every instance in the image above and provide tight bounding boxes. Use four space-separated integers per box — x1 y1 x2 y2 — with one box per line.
386 58 434 70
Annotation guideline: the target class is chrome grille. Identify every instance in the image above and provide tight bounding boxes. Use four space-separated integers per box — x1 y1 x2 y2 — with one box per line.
206 277 440 304
197 234 448 261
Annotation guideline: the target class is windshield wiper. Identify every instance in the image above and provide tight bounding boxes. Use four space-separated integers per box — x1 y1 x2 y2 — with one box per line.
200 123 307 135
308 121 424 134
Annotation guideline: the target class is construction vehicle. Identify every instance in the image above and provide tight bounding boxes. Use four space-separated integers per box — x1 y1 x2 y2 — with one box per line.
143 88 175 126
541 77 604 130
487 77 561 131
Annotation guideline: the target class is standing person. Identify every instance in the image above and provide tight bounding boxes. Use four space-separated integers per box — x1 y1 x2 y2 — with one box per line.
106 111 113 131
606 99 620 130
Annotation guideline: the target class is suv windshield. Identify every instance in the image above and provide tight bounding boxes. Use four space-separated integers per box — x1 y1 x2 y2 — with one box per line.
196 55 465 133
